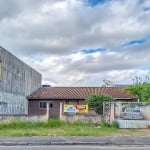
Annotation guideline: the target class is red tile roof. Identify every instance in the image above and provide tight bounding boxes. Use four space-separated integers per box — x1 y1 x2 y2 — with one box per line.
28 87 137 100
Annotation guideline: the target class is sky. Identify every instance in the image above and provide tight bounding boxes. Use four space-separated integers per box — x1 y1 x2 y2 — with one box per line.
0 0 150 86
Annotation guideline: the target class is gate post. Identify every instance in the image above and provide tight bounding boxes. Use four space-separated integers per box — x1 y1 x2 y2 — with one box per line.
110 103 115 123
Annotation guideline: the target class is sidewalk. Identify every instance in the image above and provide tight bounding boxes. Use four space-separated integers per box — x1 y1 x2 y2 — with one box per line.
0 136 150 146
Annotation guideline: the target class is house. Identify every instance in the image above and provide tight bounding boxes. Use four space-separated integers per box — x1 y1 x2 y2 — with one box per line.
28 86 137 119
0 46 41 115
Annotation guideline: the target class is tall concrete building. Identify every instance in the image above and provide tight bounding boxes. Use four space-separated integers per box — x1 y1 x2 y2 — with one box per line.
0 46 41 115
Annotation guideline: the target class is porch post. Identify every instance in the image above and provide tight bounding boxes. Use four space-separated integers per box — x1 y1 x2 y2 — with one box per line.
59 102 63 120
46 102 49 121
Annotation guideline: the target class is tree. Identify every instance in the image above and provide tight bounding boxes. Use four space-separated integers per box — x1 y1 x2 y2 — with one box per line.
126 83 150 102
85 94 114 114
126 74 150 102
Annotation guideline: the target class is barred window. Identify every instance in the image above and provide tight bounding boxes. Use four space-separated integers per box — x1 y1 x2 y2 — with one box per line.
39 101 53 109
39 101 47 109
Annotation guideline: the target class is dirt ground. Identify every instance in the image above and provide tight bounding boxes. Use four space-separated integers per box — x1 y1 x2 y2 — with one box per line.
116 128 150 137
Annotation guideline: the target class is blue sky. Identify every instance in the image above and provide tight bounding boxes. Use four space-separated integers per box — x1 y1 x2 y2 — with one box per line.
144 7 150 11
0 0 150 86
123 38 149 47
81 48 106 54
85 0 110 6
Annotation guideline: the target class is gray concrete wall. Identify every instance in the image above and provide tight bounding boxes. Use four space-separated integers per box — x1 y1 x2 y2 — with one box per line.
0 46 41 114
62 114 101 123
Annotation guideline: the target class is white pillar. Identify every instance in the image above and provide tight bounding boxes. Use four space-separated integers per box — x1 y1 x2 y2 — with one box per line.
59 102 63 120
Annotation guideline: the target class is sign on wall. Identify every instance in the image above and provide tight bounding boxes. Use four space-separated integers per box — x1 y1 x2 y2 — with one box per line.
64 104 88 115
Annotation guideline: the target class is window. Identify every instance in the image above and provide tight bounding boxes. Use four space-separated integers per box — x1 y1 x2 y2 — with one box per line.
49 102 53 108
39 101 53 109
39 101 47 109
0 102 7 107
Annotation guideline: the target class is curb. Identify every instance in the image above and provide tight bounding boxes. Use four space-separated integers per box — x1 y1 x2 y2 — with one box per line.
0 136 150 146
0 142 150 146
50 142 107 145
0 142 105 146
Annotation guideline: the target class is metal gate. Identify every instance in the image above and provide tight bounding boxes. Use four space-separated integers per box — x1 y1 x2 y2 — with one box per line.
103 102 150 128
103 102 112 122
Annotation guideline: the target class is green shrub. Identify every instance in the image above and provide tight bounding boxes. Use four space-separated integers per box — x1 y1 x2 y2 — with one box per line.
100 119 119 128
100 119 109 127
111 121 119 128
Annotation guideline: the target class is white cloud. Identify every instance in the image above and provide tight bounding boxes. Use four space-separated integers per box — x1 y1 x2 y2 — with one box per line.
0 0 150 86
26 47 150 86
1 0 149 55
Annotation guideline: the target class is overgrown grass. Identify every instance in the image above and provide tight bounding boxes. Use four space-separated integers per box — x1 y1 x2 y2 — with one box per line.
0 118 64 129
100 119 119 128
0 118 119 136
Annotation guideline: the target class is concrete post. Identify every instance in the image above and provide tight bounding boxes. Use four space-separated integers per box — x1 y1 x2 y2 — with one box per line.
110 103 115 123
59 102 63 120
46 102 49 121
